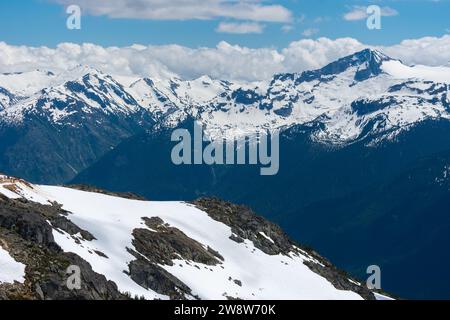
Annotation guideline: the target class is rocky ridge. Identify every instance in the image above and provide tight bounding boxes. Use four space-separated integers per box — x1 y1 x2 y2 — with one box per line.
0 175 388 300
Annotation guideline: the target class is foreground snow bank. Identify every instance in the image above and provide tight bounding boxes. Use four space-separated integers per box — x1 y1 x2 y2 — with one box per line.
38 186 363 300
0 176 367 300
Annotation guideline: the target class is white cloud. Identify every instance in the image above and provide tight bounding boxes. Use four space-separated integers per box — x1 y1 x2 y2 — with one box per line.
1 35 450 82
344 6 398 21
216 22 264 34
302 28 319 37
382 36 450 67
52 0 292 22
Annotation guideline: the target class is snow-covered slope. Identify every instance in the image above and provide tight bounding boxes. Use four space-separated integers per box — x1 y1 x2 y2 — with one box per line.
0 175 382 300
381 60 450 83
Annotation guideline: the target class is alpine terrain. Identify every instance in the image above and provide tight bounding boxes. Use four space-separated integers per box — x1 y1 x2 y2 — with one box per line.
1 48 449 299
0 174 388 300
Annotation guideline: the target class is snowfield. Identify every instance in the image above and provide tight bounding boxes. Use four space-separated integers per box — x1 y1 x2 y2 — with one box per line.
381 60 450 83
0 177 365 300
0 247 26 285
41 186 364 300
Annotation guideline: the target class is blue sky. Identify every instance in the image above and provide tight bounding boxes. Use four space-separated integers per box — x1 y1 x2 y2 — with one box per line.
0 0 449 49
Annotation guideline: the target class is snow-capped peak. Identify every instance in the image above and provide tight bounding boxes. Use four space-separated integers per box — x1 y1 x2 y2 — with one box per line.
355 48 392 64
308 48 393 83
0 69 57 96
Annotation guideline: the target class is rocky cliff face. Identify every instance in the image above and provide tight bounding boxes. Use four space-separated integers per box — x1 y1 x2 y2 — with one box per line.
0 175 386 300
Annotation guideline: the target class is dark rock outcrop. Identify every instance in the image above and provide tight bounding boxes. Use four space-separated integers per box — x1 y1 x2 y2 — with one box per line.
128 259 193 300
193 198 295 256
0 196 125 300
125 216 223 299
132 217 222 266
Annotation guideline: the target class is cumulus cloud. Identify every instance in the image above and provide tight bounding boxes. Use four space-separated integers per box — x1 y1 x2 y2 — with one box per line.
51 0 292 22
1 35 450 82
383 36 450 67
344 6 398 21
216 22 264 34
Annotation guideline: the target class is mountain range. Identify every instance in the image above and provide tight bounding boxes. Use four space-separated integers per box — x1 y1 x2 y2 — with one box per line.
1 49 449 183
1 48 450 299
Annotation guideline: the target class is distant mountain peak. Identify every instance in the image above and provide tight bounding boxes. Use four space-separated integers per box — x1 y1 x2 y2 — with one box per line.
352 48 392 63
271 49 395 86
309 48 393 82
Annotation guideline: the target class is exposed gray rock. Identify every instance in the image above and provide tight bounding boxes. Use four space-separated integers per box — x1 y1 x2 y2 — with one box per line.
128 258 194 300
132 217 222 266
0 195 59 250
193 198 298 256
125 216 227 299
193 198 378 300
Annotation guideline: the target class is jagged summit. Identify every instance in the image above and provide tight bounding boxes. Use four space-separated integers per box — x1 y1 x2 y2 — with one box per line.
325 48 393 70
272 48 394 85
300 48 393 83
352 48 391 62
